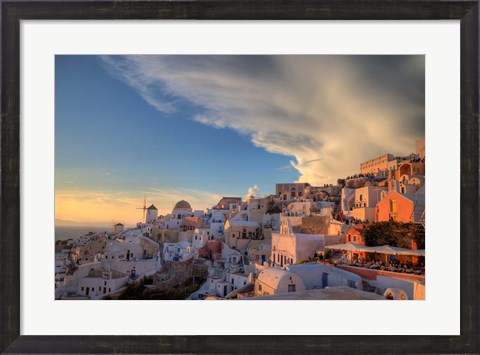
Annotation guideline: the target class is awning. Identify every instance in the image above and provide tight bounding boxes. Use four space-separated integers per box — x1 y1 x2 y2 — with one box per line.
369 245 408 255
370 245 425 256
326 243 425 256
325 243 372 253
402 249 425 256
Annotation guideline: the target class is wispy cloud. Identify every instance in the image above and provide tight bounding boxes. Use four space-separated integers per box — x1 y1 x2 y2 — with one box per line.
102 55 424 184
300 158 323 165
276 164 294 172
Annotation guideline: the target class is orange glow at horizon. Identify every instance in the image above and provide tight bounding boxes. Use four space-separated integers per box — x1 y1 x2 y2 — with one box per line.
55 189 222 226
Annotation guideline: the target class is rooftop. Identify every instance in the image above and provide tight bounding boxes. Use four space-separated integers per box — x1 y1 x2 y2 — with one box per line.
249 287 385 300
174 200 192 211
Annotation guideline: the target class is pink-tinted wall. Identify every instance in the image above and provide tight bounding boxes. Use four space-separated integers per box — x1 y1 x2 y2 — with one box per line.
376 191 414 223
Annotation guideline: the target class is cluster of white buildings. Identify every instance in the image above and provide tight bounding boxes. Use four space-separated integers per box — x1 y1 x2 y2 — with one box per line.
56 140 426 300
55 229 161 299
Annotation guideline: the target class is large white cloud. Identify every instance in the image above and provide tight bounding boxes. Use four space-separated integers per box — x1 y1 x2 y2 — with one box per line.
102 55 424 185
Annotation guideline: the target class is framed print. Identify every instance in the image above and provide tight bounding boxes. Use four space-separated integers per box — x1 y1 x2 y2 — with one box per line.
1 1 479 353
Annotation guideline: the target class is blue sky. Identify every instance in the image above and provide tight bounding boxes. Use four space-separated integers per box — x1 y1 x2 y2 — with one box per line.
55 55 424 224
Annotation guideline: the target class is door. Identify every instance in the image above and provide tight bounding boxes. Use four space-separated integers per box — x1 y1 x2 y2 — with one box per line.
322 273 328 288
86 287 90 296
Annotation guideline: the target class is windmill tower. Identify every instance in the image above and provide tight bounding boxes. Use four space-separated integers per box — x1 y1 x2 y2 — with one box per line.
136 196 147 222
146 204 158 224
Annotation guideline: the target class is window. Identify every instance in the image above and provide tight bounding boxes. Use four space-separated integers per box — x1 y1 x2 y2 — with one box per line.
347 280 356 289
288 284 296 292
242 229 246 238
390 199 397 213
258 284 262 291
353 236 357 242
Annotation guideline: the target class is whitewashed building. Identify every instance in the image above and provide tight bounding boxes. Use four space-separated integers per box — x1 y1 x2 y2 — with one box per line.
146 204 158 224
285 262 363 290
271 219 344 266
255 267 306 296
165 200 194 230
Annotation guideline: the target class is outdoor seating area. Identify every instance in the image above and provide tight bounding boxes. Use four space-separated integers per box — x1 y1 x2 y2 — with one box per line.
325 243 425 276
333 257 425 275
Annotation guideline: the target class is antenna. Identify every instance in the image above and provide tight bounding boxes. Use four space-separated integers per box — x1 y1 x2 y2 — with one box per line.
136 196 147 221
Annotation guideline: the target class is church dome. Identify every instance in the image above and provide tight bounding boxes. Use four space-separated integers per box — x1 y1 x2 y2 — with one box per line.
174 200 192 211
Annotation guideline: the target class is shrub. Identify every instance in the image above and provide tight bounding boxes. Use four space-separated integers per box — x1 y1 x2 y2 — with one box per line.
364 221 417 249
324 249 332 259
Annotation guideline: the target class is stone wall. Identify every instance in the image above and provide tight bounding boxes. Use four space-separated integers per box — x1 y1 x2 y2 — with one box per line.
293 215 330 235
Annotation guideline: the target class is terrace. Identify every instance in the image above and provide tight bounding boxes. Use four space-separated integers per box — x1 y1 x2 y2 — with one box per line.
325 243 425 276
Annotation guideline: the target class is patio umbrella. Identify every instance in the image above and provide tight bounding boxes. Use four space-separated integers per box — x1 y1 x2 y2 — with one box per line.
325 243 372 252
401 249 425 256
370 245 408 255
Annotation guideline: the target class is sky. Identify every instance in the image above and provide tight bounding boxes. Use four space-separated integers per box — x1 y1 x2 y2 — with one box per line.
55 55 424 226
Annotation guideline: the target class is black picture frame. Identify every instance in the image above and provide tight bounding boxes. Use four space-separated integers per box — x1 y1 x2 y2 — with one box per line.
1 1 478 353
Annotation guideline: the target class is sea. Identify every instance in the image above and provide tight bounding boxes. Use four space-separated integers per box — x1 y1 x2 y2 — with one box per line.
55 225 111 242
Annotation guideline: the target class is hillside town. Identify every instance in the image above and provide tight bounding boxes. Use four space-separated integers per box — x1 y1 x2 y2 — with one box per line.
55 140 426 301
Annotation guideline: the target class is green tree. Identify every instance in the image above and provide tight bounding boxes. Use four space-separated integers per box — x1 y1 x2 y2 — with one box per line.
364 221 416 249
266 199 281 214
